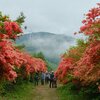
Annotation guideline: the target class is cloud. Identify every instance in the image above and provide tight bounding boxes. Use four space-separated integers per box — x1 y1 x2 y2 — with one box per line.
0 0 99 36
16 33 75 61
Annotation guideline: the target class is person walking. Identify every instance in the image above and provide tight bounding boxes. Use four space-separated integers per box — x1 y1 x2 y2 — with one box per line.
41 72 45 85
34 72 39 86
49 71 54 88
45 71 50 84
53 76 57 88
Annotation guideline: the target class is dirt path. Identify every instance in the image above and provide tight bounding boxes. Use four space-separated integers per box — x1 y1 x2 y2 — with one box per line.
32 85 59 100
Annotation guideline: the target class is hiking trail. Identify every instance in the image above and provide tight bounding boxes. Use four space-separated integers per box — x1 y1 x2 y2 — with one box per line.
32 85 59 100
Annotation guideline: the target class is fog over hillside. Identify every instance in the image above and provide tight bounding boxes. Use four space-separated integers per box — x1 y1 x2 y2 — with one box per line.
16 32 75 63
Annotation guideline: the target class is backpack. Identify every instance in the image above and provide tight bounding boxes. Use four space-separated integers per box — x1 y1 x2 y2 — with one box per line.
50 73 54 80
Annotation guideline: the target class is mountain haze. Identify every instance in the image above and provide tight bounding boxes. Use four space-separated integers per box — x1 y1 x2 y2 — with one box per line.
16 32 75 63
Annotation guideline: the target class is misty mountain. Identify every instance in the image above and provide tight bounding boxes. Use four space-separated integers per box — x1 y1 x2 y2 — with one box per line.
16 32 75 64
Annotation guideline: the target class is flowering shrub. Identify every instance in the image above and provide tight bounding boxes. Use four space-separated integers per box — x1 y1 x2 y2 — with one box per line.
55 39 87 84
56 3 100 88
21 53 47 76
74 3 100 85
0 13 47 81
0 13 22 40
80 3 100 36
55 57 74 84
73 40 100 85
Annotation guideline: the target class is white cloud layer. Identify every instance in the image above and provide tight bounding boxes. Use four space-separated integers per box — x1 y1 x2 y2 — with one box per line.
0 0 99 37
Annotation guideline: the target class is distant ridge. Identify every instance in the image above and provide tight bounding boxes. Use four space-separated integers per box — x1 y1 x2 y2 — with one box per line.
16 32 75 64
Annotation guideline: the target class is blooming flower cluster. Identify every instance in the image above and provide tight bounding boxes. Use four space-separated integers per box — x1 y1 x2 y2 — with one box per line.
80 3 100 38
0 13 47 81
0 14 22 40
74 41 100 85
55 3 100 89
55 57 74 84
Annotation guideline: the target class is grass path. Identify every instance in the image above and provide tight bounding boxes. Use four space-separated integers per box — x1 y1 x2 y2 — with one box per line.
32 85 59 100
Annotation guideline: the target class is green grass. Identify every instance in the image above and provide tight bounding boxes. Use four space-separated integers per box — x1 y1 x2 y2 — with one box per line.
57 83 89 100
0 82 35 100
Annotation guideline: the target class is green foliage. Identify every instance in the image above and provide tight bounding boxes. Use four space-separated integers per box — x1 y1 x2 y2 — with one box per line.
76 39 87 46
57 83 89 100
32 52 46 61
63 39 88 62
15 44 25 50
0 82 35 100
15 12 25 25
46 60 57 71
0 11 9 22
79 84 100 100
15 65 31 84
32 52 57 71
0 11 25 26
0 80 8 96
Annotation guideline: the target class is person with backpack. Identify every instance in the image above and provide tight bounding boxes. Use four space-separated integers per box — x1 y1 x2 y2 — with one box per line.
49 71 54 88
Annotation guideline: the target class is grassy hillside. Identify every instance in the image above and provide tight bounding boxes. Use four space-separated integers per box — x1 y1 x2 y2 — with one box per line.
46 60 57 71
31 52 58 71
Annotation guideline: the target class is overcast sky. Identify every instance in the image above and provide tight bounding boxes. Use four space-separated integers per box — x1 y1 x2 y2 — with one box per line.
0 0 99 36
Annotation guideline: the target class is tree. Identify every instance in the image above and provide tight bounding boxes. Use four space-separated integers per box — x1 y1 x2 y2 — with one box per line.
32 52 46 61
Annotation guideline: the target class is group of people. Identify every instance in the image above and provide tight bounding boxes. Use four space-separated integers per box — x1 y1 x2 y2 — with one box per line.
34 71 57 88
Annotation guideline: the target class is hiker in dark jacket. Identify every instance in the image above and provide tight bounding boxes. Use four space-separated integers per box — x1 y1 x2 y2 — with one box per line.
49 71 54 88
34 72 39 86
